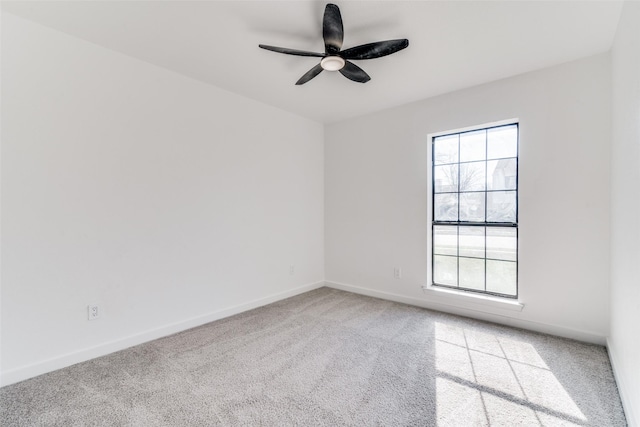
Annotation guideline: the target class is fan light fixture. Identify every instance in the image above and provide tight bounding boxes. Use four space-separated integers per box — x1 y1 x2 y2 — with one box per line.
320 56 345 71
259 3 409 85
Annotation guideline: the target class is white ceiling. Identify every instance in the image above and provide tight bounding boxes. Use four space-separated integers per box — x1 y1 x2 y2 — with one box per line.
2 0 624 123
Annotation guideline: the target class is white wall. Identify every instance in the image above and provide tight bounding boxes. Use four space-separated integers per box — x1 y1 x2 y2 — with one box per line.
610 2 640 425
326 53 611 344
1 13 324 386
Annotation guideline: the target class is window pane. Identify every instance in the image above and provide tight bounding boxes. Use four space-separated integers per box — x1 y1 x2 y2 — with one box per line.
459 161 485 191
459 226 484 258
434 255 457 286
486 227 517 261
434 134 459 165
487 159 517 190
460 130 486 162
487 191 516 222
459 257 485 291
435 193 458 221
434 164 458 193
486 260 517 296
459 193 485 222
434 226 457 256
487 125 518 159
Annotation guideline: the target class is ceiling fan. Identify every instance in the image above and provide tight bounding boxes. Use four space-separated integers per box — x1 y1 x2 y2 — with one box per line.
259 3 409 85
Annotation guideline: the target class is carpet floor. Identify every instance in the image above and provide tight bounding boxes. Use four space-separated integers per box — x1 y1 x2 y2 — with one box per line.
0 287 627 426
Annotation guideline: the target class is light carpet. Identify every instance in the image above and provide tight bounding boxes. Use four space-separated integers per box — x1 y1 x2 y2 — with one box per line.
0 287 627 426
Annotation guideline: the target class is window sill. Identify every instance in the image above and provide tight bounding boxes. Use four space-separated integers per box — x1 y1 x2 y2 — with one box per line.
421 285 524 312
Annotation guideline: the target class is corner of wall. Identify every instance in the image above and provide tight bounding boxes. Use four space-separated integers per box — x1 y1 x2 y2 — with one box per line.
606 337 637 427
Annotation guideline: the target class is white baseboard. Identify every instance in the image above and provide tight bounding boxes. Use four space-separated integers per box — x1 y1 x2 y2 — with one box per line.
324 280 606 345
0 281 325 388
606 338 637 427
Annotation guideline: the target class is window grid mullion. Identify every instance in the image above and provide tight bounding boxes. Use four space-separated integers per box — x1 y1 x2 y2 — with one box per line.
456 226 460 289
484 131 488 292
457 135 461 289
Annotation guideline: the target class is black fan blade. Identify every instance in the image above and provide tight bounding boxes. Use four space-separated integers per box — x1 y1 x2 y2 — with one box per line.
339 61 371 83
340 39 409 60
296 63 324 85
259 45 325 57
323 4 343 54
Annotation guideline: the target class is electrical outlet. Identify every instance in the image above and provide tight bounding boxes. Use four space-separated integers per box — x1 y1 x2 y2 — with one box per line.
88 304 100 320
289 264 295 275
394 267 402 279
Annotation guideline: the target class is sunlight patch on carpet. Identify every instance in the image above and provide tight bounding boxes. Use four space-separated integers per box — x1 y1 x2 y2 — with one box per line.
434 322 587 425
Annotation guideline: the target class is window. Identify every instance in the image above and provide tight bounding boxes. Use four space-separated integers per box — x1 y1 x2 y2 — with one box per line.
431 123 518 298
